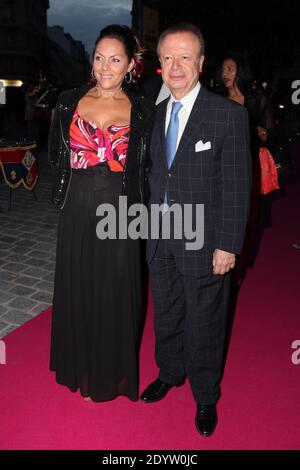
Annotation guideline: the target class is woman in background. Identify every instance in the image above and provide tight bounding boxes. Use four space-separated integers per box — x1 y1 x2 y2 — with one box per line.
220 52 275 157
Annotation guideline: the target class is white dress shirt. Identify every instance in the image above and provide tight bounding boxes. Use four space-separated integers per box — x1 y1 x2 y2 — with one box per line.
165 81 201 150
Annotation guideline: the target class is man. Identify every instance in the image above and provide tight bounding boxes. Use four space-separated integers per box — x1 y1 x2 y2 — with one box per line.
140 23 251 437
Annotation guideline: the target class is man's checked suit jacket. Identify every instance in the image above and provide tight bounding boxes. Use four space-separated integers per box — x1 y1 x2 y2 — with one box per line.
147 85 252 276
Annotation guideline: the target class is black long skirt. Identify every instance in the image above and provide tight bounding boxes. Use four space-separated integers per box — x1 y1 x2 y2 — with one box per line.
50 164 141 402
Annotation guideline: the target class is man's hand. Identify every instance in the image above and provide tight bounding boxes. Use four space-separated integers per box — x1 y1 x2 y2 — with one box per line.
212 249 236 275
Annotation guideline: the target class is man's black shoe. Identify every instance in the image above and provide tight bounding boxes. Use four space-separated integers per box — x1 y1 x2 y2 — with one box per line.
195 404 218 437
140 378 182 403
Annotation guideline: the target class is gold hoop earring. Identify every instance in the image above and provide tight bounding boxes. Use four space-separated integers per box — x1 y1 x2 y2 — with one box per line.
124 70 132 84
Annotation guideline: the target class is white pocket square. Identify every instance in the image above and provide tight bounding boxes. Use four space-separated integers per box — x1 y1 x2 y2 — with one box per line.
195 140 211 152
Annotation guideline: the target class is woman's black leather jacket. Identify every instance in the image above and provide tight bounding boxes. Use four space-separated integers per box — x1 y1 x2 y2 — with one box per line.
48 83 154 209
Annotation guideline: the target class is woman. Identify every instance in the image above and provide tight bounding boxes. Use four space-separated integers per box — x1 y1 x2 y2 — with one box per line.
48 25 153 402
220 53 275 159
219 53 276 284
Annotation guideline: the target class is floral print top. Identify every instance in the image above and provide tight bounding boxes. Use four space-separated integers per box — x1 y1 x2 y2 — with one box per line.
69 108 130 171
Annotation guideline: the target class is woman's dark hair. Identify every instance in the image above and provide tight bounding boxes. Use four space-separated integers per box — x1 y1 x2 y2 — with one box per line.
217 52 254 96
93 25 136 61
92 25 144 82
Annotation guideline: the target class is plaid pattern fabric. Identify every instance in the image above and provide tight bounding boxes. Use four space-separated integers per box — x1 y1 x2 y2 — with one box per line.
147 86 251 402
147 86 252 276
150 239 231 404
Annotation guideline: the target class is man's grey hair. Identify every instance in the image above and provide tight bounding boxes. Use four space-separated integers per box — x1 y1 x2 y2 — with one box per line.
157 22 205 57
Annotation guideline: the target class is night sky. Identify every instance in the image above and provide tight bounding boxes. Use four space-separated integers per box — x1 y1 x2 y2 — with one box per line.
47 0 132 57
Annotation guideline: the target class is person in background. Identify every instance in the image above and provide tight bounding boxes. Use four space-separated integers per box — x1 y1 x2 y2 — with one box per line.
48 25 153 402
24 84 37 137
220 52 275 158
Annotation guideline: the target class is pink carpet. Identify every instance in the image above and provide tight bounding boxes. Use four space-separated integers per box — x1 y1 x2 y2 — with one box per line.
1 145 300 450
